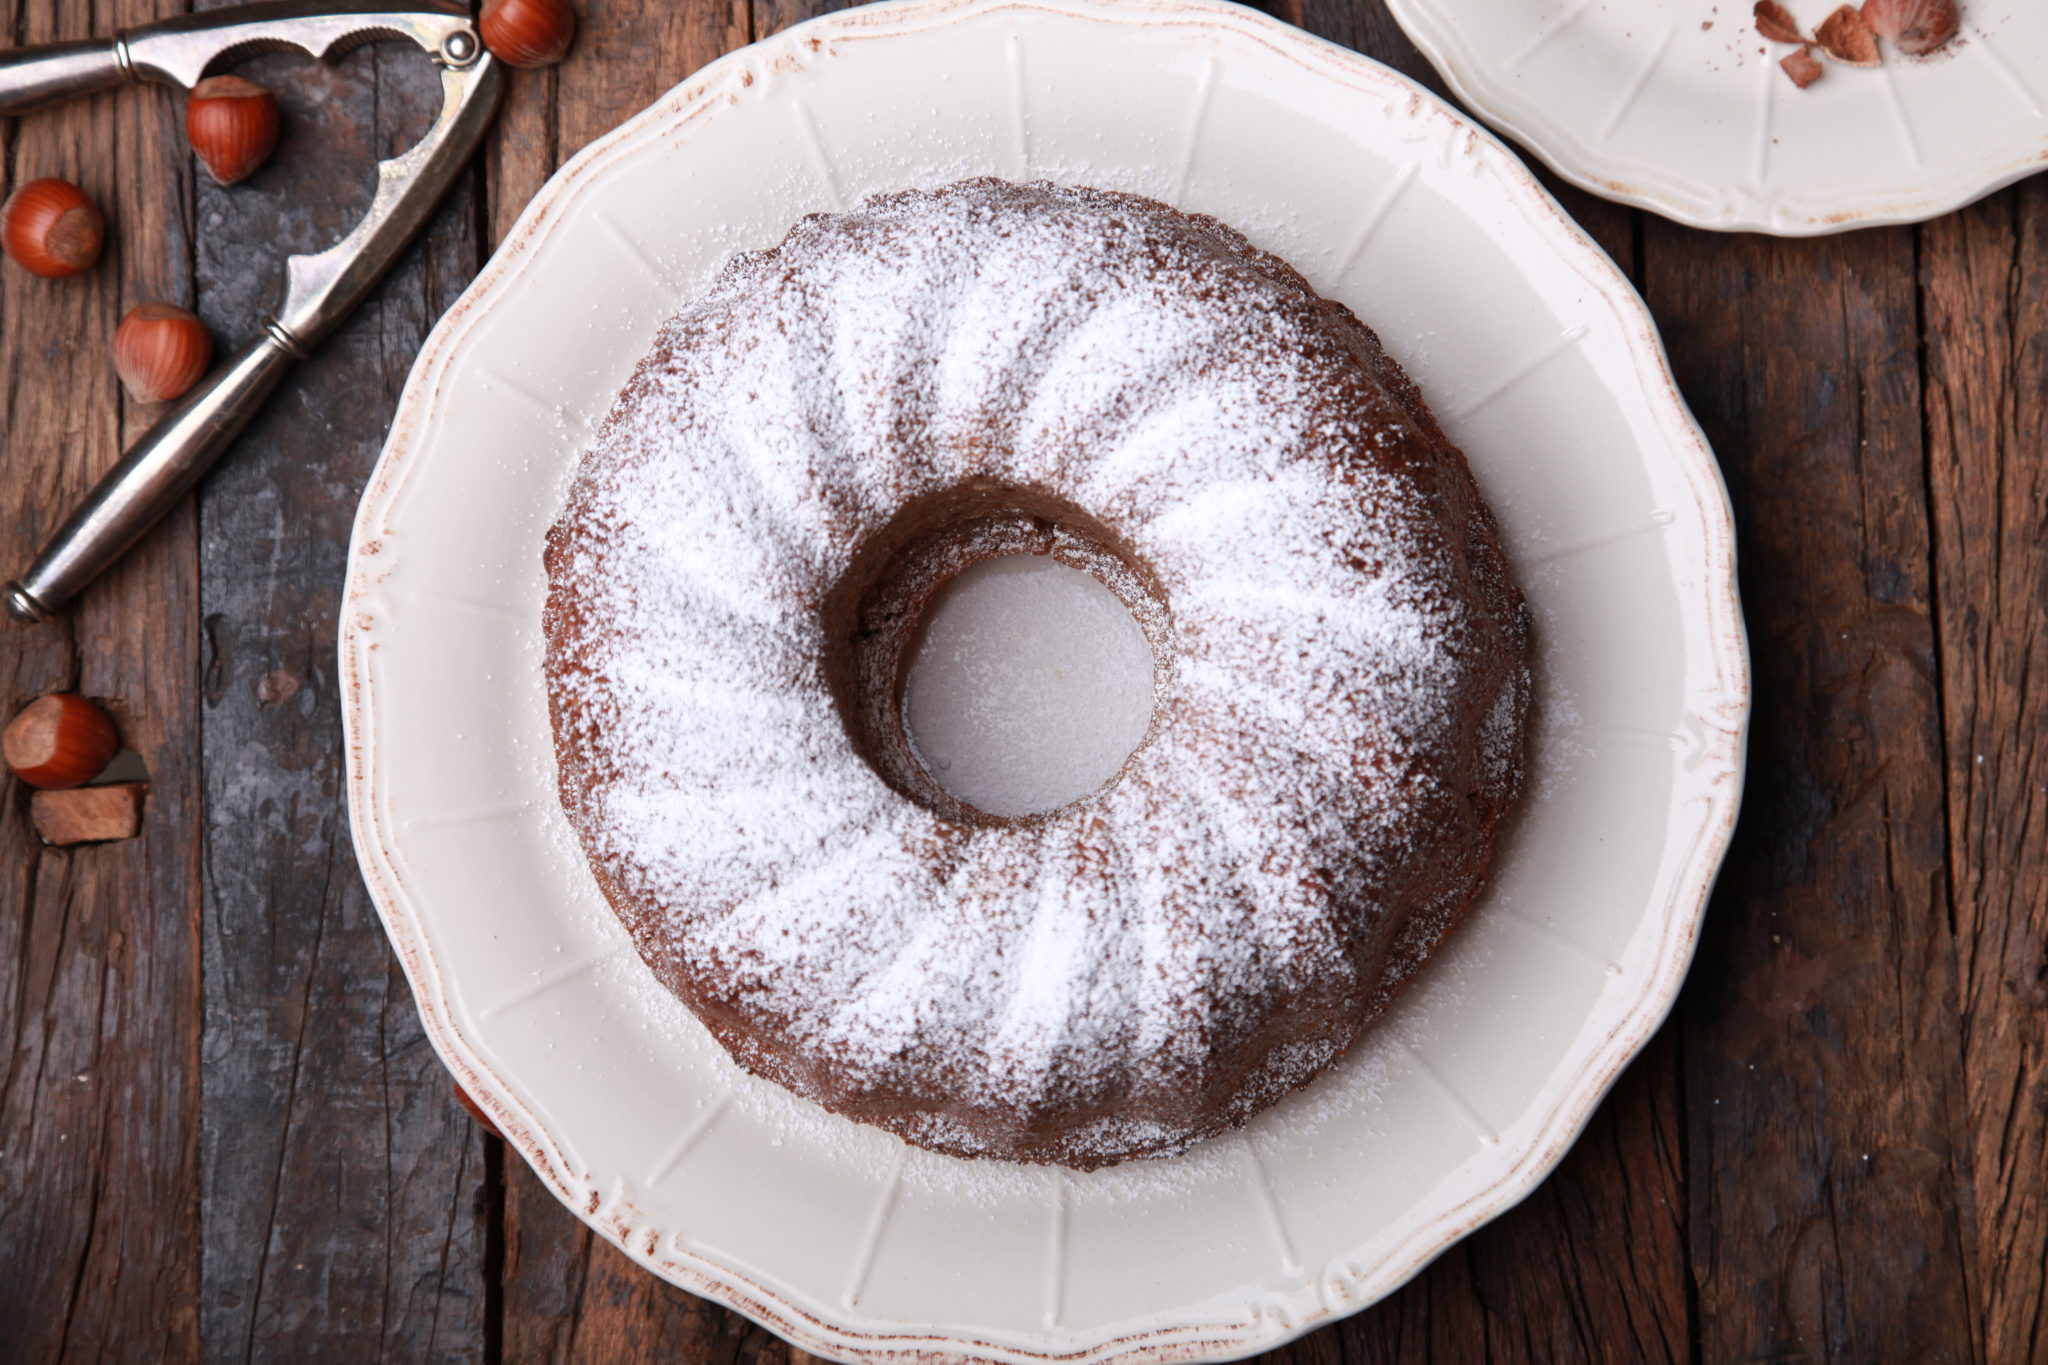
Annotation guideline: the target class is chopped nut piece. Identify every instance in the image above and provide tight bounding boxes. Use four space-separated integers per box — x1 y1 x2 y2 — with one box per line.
1861 0 1959 54
31 782 146 845
1782 45 1826 86
1817 5 1882 63
1755 0 1806 43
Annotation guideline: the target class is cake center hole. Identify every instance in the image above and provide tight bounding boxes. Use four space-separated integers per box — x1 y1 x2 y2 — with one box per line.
901 554 1156 819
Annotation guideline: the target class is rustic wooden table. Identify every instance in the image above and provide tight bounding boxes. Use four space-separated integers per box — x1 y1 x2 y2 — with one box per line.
3 0 2043 1360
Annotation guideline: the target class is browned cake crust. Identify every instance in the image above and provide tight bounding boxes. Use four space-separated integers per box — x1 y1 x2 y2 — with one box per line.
543 179 1530 1169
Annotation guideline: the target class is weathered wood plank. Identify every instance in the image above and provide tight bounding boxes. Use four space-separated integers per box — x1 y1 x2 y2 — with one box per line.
1644 221 1977 1361
189 28 487 1362
0 0 203 1359
1922 181 2048 1365
502 1182 799 1364
556 0 749 159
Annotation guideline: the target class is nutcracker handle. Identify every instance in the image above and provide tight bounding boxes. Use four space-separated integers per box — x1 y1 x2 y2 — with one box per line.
4 330 298 623
0 39 129 119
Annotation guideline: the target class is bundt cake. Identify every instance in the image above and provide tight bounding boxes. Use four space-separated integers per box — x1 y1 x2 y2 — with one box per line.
542 179 1531 1169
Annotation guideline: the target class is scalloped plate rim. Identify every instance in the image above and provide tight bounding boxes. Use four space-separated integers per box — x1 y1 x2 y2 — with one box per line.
339 0 1750 1359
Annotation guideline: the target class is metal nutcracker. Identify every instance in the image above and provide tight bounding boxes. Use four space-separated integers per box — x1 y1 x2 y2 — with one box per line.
0 1 503 622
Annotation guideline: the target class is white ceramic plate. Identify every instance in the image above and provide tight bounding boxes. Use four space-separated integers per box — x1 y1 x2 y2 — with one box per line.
1386 0 2048 233
340 1 1748 1359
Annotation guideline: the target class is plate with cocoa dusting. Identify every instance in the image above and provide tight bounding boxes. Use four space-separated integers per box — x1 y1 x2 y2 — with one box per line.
1385 0 2048 232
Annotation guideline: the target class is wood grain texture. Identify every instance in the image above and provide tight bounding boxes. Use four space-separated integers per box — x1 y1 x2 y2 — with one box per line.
502 1173 795 1364
186 21 487 1364
1645 223 1977 1362
0 0 202 1361
0 0 2043 1361
1921 180 2048 1365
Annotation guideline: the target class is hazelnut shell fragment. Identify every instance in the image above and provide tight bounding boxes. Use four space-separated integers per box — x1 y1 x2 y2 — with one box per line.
1817 5 1882 65
1861 0 1959 54
1755 0 1807 44
1781 45 1826 86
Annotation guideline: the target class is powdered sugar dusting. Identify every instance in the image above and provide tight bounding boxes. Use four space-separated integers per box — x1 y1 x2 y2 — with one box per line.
544 180 1529 1168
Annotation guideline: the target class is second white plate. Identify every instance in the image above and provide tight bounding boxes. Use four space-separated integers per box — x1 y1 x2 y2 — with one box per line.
341 1 1748 1360
1387 0 2048 233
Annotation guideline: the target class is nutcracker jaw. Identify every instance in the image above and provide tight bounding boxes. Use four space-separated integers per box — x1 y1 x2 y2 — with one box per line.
118 2 491 92
0 3 504 622
0 4 496 138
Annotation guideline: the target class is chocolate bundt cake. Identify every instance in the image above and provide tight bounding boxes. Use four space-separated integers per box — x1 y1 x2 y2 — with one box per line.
543 179 1531 1169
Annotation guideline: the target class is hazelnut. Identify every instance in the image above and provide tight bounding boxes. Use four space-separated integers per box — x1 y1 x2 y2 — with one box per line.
3 694 119 790
480 0 577 68
0 178 105 279
115 303 214 404
186 75 281 185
